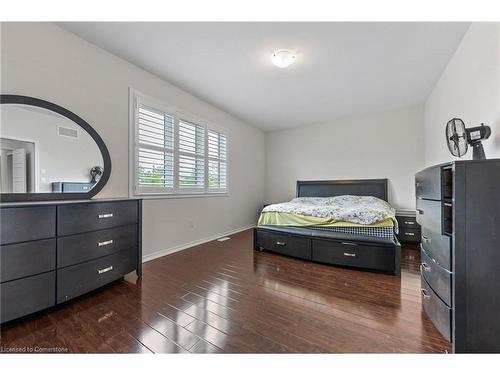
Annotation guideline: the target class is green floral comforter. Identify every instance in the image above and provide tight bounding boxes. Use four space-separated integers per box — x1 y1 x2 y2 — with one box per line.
262 195 397 226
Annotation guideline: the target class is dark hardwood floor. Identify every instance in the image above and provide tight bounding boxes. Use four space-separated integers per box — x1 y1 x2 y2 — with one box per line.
0 229 451 353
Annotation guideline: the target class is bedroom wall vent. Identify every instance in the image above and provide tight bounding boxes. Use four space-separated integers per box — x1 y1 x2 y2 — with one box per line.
57 126 78 138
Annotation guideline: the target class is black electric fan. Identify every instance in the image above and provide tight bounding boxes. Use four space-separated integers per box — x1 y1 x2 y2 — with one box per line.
89 166 103 184
446 118 491 160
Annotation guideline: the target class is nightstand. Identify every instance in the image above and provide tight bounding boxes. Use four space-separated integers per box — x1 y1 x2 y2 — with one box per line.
396 212 421 244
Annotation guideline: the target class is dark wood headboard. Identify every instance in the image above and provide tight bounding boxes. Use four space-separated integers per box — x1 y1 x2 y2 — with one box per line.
296 179 388 201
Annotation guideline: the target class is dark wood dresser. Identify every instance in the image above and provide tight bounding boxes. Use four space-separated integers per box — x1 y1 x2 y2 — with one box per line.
416 159 500 353
0 198 142 324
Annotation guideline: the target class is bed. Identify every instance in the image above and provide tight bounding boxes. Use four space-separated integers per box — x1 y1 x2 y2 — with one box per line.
253 179 401 275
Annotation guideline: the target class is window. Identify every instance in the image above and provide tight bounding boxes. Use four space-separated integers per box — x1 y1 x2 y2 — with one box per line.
136 104 174 191
178 119 205 189
131 91 228 196
207 130 227 190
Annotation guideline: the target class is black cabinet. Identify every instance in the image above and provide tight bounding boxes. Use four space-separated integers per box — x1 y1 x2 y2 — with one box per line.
416 160 500 353
0 198 142 324
396 213 421 244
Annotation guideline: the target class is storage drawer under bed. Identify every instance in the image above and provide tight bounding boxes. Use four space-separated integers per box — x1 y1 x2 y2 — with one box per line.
255 230 312 260
312 239 395 272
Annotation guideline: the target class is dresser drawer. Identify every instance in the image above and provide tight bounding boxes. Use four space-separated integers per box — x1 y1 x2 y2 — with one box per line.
1 272 55 323
312 239 395 272
421 226 451 270
57 201 138 236
415 167 442 200
398 227 421 243
421 276 452 342
57 248 136 303
397 215 420 229
57 225 137 268
416 199 442 234
0 239 56 283
421 246 452 306
256 230 311 260
0 207 55 245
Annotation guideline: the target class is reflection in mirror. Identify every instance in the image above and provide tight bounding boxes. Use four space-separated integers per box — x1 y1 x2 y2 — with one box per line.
0 104 104 194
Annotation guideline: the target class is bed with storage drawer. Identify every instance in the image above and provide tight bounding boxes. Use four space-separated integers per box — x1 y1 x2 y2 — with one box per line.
0 198 142 324
254 179 401 275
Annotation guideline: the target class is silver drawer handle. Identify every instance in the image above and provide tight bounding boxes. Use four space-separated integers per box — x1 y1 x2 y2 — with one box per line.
276 241 286 246
404 232 415 236
421 288 431 299
417 209 424 214
97 239 114 247
416 182 422 187
404 221 415 225
98 266 113 274
443 203 453 207
341 242 358 246
98 213 114 219
422 235 431 243
343 252 357 257
421 262 431 272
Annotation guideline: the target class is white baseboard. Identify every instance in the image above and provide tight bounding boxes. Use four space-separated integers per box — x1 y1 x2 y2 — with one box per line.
142 224 255 263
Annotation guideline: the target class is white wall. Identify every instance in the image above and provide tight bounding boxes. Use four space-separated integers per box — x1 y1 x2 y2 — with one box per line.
1 22 265 259
424 23 500 166
265 106 425 210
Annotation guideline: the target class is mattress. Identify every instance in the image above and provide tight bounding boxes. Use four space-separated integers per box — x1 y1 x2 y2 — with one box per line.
305 225 394 238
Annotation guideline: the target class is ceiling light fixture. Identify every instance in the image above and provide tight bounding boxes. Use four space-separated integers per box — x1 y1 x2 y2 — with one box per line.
271 49 297 68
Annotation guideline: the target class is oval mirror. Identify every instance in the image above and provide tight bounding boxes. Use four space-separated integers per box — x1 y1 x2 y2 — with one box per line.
0 95 111 202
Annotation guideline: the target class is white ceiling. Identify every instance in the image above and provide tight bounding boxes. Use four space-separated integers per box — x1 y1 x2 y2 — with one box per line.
58 22 469 131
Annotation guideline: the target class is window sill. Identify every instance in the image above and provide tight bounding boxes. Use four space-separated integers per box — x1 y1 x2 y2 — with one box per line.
131 192 229 200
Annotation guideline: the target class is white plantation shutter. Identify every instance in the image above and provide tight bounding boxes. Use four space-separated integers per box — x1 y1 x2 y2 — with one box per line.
178 119 205 189
132 92 228 195
136 104 175 192
207 130 227 190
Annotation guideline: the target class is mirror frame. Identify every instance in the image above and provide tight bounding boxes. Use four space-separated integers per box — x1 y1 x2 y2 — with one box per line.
0 94 111 202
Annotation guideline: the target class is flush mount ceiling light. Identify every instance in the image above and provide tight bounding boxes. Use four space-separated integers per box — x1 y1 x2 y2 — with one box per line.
271 49 297 68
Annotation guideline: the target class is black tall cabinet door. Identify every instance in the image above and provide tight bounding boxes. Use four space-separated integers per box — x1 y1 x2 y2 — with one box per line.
462 162 500 352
